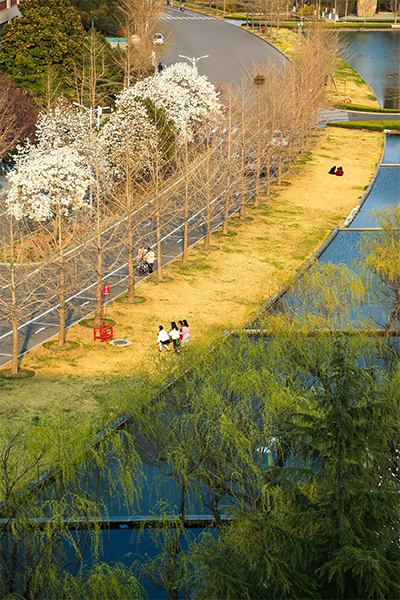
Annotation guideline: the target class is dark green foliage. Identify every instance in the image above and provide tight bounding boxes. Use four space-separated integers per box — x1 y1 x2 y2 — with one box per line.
135 96 177 165
0 0 85 95
70 0 122 36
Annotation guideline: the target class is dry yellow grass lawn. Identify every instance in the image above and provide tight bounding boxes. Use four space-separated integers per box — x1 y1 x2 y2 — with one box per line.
10 128 382 396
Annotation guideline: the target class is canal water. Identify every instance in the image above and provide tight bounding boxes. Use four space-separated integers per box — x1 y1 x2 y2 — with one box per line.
339 31 400 109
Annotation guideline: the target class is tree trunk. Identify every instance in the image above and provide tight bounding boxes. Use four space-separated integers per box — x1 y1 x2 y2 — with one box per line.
222 107 232 235
204 148 212 249
182 143 189 265
94 255 102 325
156 209 163 281
94 181 103 325
11 311 19 376
58 256 66 348
127 210 135 302
57 207 66 348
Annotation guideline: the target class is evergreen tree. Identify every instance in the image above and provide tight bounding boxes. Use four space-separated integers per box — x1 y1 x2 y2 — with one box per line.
0 0 84 95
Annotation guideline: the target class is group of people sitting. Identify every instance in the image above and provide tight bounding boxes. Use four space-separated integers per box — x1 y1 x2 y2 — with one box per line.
137 246 155 274
157 320 190 352
329 165 344 176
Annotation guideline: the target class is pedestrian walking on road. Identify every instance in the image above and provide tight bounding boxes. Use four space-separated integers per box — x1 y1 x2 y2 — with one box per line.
181 319 190 344
180 1 185 11
157 325 171 352
169 322 181 352
157 61 163 74
146 247 155 273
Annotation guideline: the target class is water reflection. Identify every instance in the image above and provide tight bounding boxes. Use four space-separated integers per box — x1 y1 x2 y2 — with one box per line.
339 31 400 109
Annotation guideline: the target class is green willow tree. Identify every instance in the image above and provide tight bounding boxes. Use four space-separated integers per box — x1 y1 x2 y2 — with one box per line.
188 337 400 600
0 0 84 96
359 206 400 332
0 413 144 598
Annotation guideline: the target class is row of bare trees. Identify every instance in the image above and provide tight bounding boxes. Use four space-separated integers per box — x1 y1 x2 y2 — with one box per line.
0 26 336 375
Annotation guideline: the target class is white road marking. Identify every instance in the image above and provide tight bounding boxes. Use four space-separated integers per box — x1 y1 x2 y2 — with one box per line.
80 301 90 307
34 327 46 334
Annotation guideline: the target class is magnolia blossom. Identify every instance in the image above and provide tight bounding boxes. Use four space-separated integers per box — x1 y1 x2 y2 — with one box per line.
35 99 93 153
6 145 93 222
126 63 222 141
99 98 158 182
161 62 221 122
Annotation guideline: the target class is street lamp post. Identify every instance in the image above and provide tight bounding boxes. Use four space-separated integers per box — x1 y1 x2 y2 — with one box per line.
178 54 209 68
72 102 111 129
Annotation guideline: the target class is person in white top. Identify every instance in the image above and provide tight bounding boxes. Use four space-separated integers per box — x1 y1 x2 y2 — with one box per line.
157 325 171 352
169 321 181 352
146 247 155 274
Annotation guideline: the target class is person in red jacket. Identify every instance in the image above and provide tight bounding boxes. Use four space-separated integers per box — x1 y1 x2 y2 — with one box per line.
336 166 344 176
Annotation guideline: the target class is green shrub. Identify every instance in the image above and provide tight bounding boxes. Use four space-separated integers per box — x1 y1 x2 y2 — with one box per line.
336 103 400 114
327 120 400 132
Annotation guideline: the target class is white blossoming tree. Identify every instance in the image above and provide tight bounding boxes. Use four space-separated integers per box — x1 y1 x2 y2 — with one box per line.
127 62 222 142
6 145 93 348
35 98 92 153
100 98 158 300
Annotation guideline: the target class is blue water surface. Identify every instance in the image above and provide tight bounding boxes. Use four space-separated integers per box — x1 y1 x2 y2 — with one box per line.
339 31 400 108
383 134 400 165
350 167 400 228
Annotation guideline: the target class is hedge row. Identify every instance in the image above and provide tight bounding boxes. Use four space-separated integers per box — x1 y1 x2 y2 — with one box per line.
336 103 400 114
241 22 394 30
327 120 400 132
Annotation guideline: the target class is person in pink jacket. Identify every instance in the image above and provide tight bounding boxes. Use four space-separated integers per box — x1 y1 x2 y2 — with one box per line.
181 319 190 344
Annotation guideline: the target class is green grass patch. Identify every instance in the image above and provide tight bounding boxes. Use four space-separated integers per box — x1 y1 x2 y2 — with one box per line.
328 121 400 132
79 318 118 328
42 340 81 352
336 103 400 114
114 294 147 304
172 260 198 268
193 244 221 252
147 275 174 284
0 368 36 380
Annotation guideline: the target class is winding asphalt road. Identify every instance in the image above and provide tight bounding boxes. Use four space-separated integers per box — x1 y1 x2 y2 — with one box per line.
158 8 288 87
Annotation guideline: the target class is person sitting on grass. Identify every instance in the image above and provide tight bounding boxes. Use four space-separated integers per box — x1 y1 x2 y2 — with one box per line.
328 165 336 175
157 325 171 352
336 166 344 176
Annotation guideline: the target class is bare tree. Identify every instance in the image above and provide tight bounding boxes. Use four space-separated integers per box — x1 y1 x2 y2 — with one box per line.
0 76 37 161
0 212 49 375
117 0 163 86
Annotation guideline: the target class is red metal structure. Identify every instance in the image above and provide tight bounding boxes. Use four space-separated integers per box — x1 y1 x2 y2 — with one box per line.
93 284 113 342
